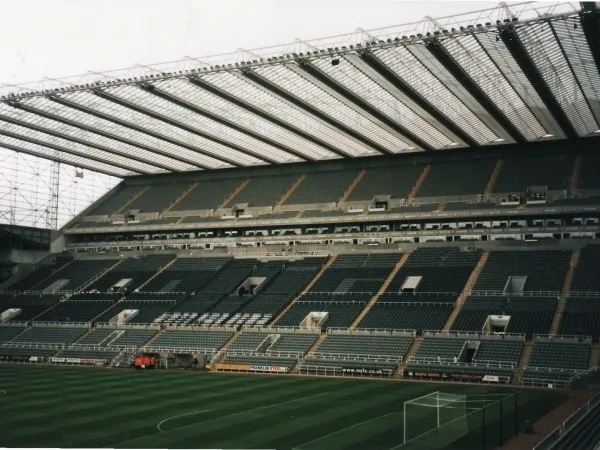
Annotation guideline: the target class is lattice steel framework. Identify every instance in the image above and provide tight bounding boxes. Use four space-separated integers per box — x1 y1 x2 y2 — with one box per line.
0 1 598 177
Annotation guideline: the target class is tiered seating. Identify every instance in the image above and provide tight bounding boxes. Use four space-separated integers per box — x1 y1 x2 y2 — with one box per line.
0 347 58 358
472 340 523 364
386 248 481 294
283 170 358 205
142 217 180 225
228 332 271 352
222 355 297 370
76 329 115 345
267 333 318 355
276 299 366 329
125 182 189 213
346 165 424 201
473 250 570 292
381 204 438 214
4 256 72 291
302 210 344 218
3 295 62 322
87 185 142 216
310 253 401 294
148 330 233 351
0 326 25 343
580 153 600 189
108 330 156 347
141 257 230 293
88 255 174 292
314 333 413 360
414 338 466 361
415 159 496 198
492 153 575 193
179 215 223 224
453 296 557 338
300 358 397 375
359 301 454 332
95 300 176 324
227 174 297 206
171 178 246 211
10 327 87 344
34 300 114 323
34 259 118 292
524 339 590 382
175 259 256 313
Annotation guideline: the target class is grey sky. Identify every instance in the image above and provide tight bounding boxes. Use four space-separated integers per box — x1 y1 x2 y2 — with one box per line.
0 0 496 86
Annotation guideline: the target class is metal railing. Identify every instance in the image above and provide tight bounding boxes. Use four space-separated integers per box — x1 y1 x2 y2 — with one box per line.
407 356 515 369
306 351 401 363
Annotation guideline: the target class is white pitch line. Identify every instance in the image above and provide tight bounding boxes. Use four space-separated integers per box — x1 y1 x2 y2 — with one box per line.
107 391 331 448
293 412 396 450
157 410 214 432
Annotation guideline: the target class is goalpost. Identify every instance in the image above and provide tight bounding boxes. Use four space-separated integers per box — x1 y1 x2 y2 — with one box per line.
403 392 468 444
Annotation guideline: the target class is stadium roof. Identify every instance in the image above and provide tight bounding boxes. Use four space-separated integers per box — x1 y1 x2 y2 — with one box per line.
1 1 599 177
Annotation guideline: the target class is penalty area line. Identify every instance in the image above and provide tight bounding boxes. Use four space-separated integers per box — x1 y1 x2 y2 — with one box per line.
157 410 214 432
293 412 396 450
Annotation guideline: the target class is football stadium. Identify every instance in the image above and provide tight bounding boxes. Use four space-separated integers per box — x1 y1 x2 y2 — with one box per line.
1 1 600 449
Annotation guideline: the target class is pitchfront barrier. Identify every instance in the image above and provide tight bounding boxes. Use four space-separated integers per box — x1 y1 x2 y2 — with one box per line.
214 363 289 373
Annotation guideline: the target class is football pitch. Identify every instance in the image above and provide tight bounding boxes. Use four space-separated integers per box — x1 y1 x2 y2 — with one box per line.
0 366 565 449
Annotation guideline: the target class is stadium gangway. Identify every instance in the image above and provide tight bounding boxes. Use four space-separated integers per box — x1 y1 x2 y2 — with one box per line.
533 334 593 343
306 351 402 363
31 322 91 328
0 342 66 350
567 292 600 298
0 321 28 327
422 329 526 341
468 290 560 297
225 349 303 358
326 327 416 336
142 345 218 354
407 356 516 369
533 393 600 450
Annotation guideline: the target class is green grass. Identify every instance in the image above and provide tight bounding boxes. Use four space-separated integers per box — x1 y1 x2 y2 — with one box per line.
0 365 565 449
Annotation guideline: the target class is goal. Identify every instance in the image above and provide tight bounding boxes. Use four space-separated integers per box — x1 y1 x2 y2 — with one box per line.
403 391 468 444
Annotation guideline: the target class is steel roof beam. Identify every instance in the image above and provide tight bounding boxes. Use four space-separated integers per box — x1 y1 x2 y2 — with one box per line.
499 26 578 139
0 142 126 178
426 38 527 144
93 89 277 165
0 129 146 174
0 112 175 173
140 83 311 162
292 62 428 152
188 76 350 159
241 69 390 156
581 3 600 78
48 95 240 168
8 101 208 170
355 52 478 148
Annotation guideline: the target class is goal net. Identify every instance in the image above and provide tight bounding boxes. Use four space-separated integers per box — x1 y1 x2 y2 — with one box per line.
403 392 468 444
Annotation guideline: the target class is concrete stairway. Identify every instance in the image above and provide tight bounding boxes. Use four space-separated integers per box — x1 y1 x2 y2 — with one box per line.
569 154 582 195
141 329 163 349
512 341 533 384
408 164 431 201
135 256 178 291
306 331 328 355
162 182 199 215
220 178 251 209
442 251 490 331
349 252 411 330
436 202 445 212
339 170 365 203
396 337 423 377
589 344 600 369
27 259 75 291
484 159 503 196
271 255 338 326
76 259 124 292
276 174 306 208
114 186 149 216
549 250 580 335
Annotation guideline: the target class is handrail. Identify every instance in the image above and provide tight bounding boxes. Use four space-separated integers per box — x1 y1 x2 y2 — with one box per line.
533 393 600 450
407 356 515 369
307 351 401 363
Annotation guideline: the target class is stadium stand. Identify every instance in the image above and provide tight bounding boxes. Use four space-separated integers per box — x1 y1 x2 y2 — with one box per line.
124 182 189 213
139 257 230 293
414 159 497 198
313 332 413 360
170 178 246 211
225 174 297 207
33 259 118 293
148 329 234 351
4 255 73 291
523 337 591 383
87 255 174 292
10 327 87 344
34 300 115 323
87 185 143 216
282 170 358 205
345 165 424 202
492 153 575 193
